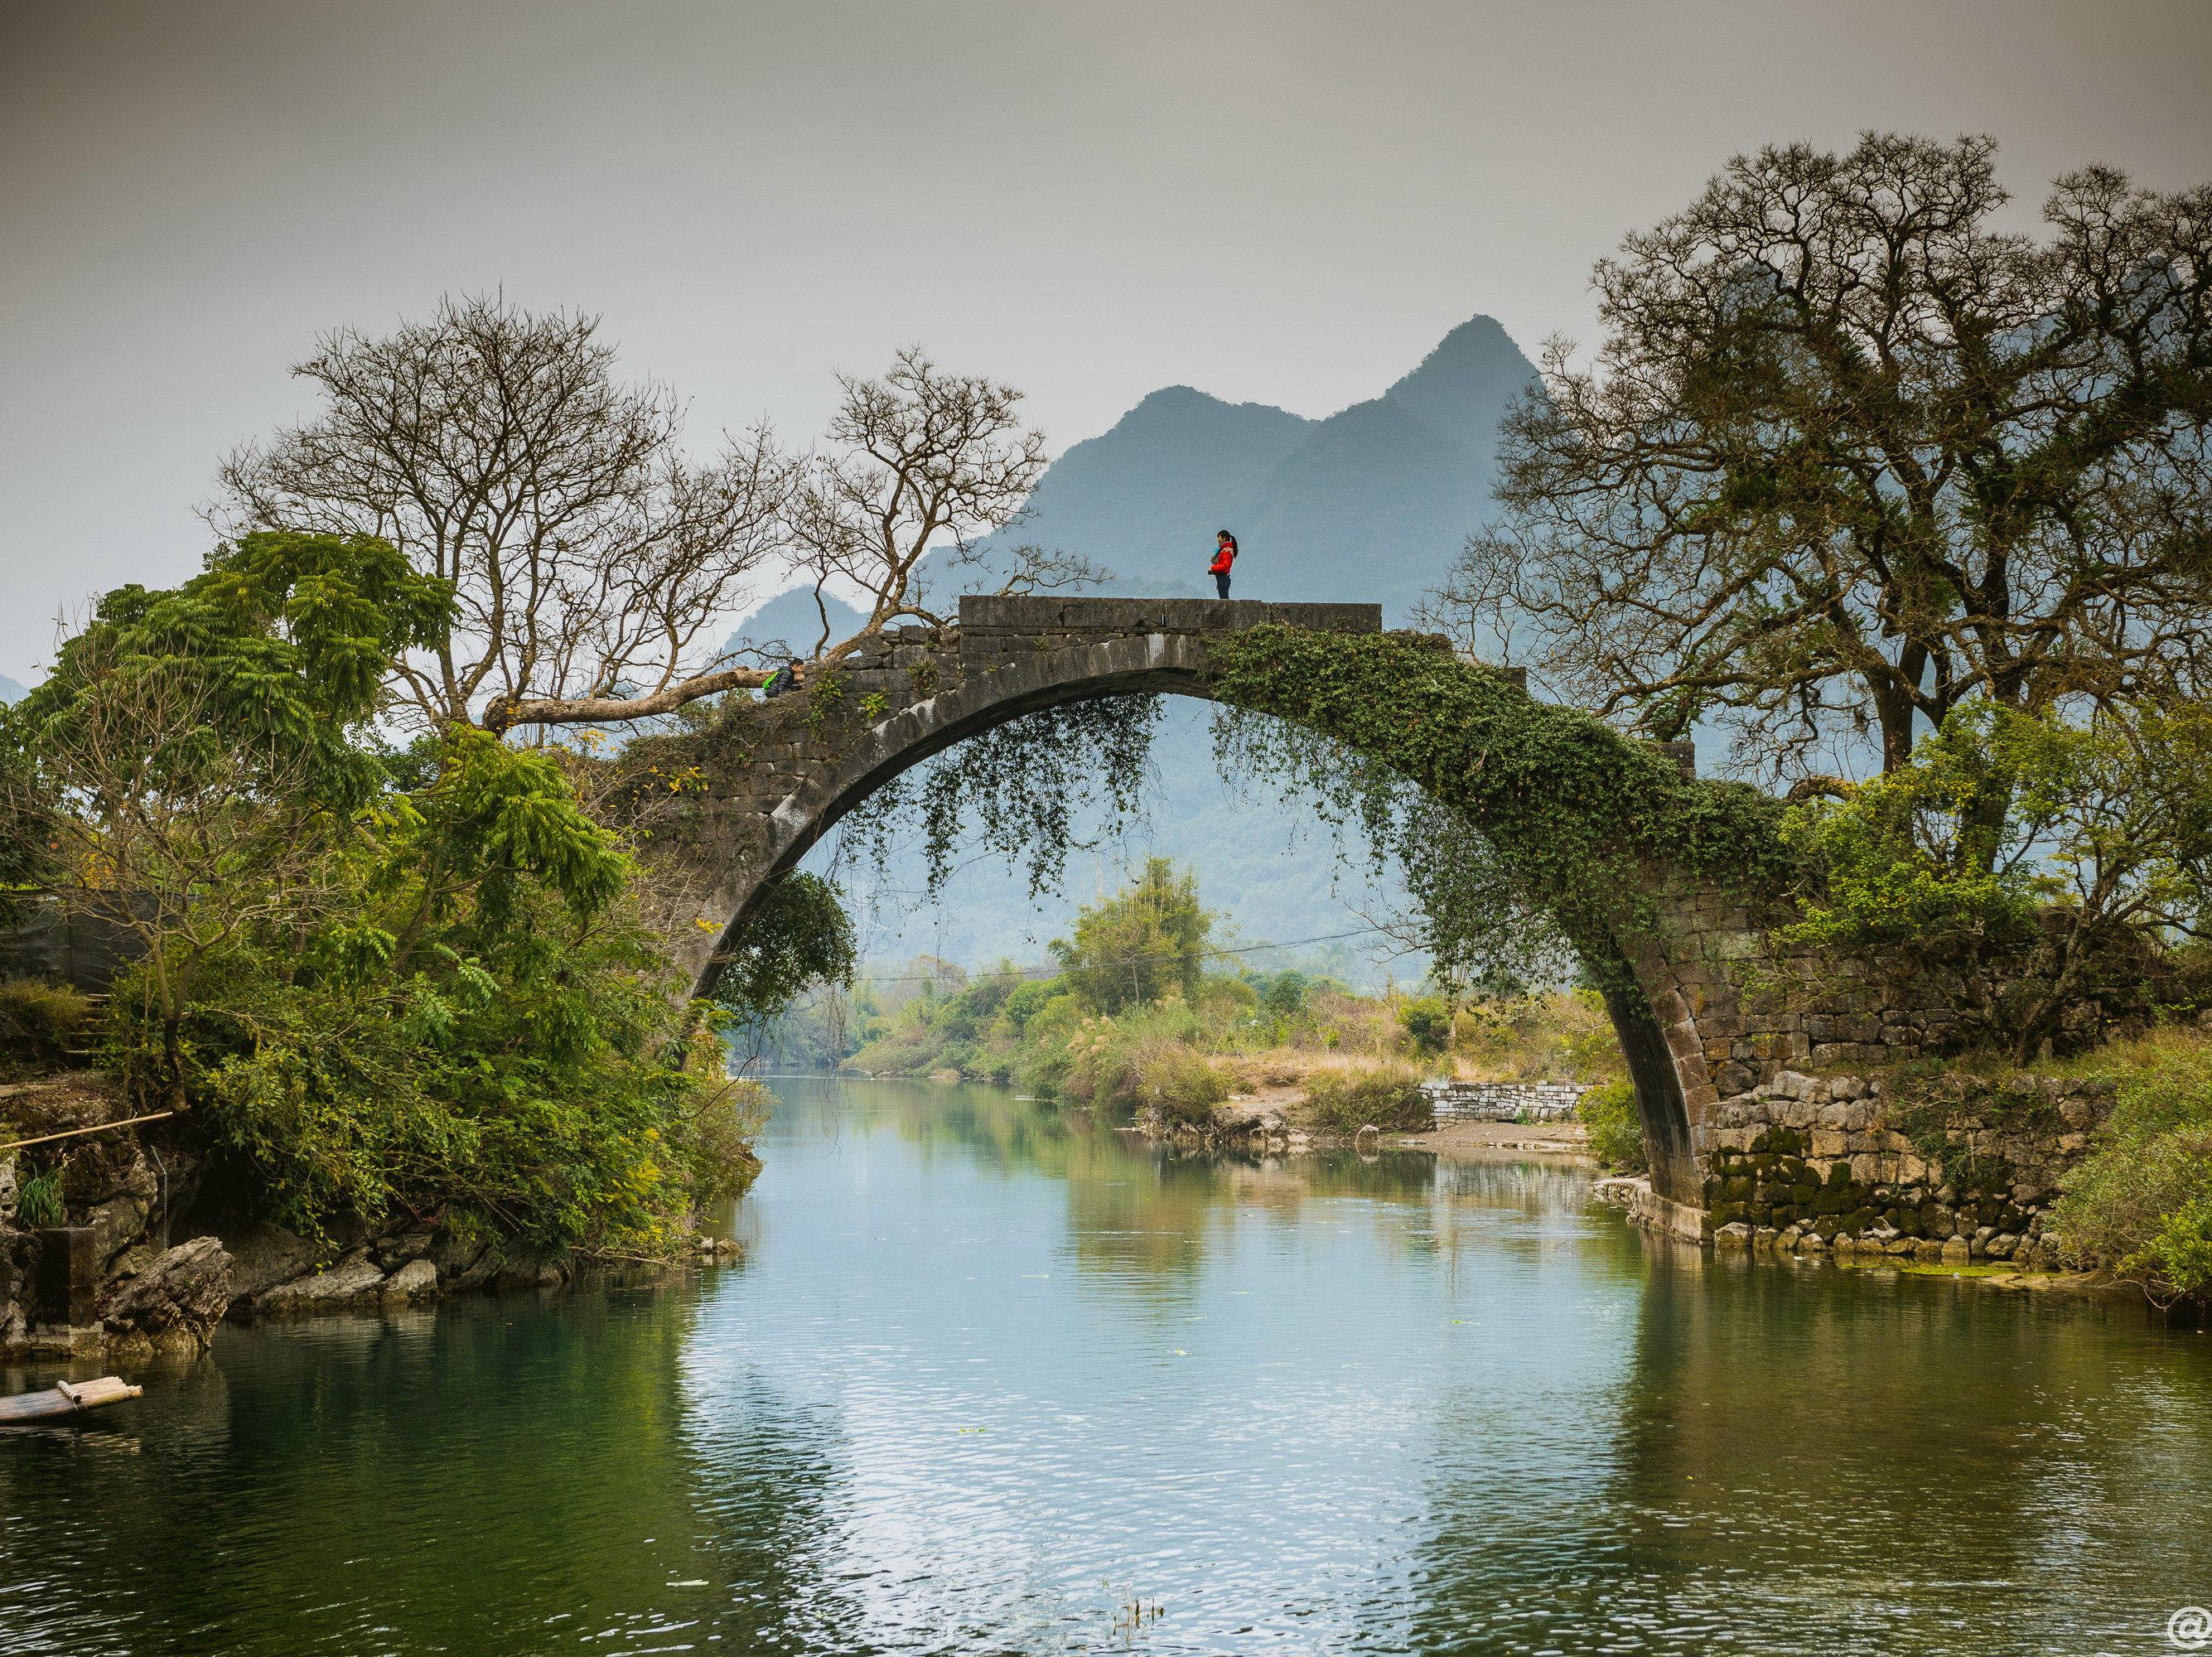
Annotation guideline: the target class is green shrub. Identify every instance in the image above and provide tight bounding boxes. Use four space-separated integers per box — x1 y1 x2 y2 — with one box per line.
1302 1063 1432 1132
2050 1042 2212 1300
1013 993 1083 1094
667 1077 772 1209
1258 970 1309 1018
1398 996 1452 1056
2133 1190 2212 1297
1129 1041 1227 1126
0 978 90 1065
104 881 756 1258
1578 1080 1645 1171
1001 976 1067 1034
1060 1002 1207 1111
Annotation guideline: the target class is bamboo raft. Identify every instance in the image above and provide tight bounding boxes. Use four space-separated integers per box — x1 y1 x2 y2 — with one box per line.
0 1376 141 1423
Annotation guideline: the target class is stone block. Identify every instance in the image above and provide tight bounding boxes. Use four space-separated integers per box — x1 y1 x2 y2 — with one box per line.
1706 1065 1751 1102
32 1227 98 1326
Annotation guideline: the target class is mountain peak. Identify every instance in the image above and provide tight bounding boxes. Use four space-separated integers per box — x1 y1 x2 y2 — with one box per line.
1381 315 1536 442
1109 383 1316 437
1130 383 1221 410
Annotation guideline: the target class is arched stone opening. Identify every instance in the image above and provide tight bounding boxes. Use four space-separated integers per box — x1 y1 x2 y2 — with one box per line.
635 597 1786 1219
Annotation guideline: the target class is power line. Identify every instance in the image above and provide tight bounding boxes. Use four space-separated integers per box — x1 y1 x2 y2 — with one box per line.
835 920 1409 988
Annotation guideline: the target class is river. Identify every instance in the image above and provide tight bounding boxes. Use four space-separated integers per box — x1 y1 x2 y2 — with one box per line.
2 1075 2210 1655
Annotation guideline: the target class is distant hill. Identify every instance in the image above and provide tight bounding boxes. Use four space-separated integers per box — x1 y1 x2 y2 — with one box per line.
0 675 26 704
1004 315 1535 623
721 587 869 663
724 316 1538 979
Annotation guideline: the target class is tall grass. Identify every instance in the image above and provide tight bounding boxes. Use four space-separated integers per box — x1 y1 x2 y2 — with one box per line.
2050 1036 2212 1301
1300 1063 1432 1132
0 977 91 1067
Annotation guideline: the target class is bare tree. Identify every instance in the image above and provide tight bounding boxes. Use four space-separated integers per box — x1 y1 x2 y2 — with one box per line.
217 309 1097 735
784 347 1103 658
214 292 790 733
1443 135 2212 782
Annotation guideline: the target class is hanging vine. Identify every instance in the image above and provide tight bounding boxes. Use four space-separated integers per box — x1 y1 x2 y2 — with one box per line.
1213 703 1579 995
1206 626 1794 994
835 694 1162 901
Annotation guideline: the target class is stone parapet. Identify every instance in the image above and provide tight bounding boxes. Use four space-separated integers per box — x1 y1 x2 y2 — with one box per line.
957 595 1382 638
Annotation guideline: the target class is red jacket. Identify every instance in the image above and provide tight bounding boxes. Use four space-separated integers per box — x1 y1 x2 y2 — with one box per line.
1209 542 1237 574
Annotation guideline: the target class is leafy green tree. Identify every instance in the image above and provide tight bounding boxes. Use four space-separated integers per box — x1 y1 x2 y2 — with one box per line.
1783 699 2212 1059
7 534 759 1254
1449 134 2212 784
1397 995 1453 1057
1258 970 1309 1019
703 872 856 1060
2 532 449 1100
1001 975 1068 1035
1050 859 1212 1015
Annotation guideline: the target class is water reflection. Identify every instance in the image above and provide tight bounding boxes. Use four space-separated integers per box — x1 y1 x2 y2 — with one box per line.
0 1075 2205 1656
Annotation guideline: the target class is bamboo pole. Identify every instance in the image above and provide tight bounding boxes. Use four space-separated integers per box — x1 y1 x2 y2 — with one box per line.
0 1109 176 1153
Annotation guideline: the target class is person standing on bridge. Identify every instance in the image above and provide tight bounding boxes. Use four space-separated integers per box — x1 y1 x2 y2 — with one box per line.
1209 530 1238 600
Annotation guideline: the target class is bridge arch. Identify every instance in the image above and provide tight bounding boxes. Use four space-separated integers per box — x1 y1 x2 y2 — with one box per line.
683 630 1214 972
640 597 1805 1221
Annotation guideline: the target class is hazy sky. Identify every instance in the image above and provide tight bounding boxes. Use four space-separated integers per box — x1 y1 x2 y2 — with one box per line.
5 0 2210 684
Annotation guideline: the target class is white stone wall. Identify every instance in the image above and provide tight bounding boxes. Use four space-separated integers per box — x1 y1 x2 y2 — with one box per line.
1421 1080 1591 1123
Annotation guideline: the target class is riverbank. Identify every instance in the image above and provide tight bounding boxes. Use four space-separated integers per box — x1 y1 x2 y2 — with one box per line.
0 1067 742 1360
1402 1117 1590 1157
1139 1099 1593 1158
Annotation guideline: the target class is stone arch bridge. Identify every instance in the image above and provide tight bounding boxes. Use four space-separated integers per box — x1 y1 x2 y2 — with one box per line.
640 596 1930 1225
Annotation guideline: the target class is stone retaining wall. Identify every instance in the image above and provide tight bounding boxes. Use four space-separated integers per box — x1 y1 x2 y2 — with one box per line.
1697 1068 2102 1268
1422 1080 1591 1123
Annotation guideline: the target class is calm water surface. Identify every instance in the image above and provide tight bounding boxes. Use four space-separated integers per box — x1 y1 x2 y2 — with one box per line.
3 1075 2210 1655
